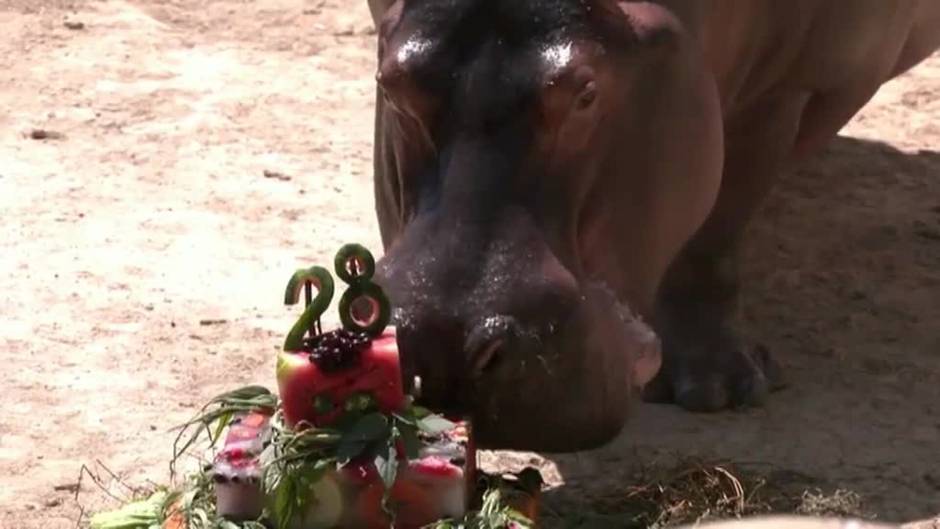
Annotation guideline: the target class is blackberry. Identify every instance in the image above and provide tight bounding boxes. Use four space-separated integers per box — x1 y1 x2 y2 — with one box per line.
305 329 372 373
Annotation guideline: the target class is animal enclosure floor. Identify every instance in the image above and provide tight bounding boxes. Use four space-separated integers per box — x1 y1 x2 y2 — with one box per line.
0 1 937 528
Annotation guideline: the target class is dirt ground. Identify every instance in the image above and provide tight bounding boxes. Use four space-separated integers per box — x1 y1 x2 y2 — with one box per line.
0 1 937 528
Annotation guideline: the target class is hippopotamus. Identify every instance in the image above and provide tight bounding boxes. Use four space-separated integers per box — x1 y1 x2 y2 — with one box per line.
365 0 940 451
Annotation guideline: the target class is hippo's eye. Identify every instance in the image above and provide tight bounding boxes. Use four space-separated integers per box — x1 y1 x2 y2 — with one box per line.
376 68 420 117
380 86 394 105
574 80 597 111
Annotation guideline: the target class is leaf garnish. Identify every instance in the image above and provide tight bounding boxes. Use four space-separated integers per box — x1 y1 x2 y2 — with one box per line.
170 385 277 478
418 414 456 435
375 442 399 491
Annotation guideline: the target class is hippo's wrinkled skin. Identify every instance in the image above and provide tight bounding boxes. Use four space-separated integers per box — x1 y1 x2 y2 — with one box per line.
362 0 940 452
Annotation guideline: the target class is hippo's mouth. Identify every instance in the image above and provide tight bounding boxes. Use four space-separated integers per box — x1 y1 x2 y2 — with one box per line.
465 281 660 451
394 280 662 453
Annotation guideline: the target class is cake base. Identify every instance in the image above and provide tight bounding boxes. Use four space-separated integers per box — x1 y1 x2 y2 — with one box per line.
208 411 482 529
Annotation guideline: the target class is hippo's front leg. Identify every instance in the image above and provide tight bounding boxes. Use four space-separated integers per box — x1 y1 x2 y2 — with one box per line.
646 94 811 411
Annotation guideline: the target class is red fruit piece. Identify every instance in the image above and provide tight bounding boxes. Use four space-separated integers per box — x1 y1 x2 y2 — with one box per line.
357 479 439 529
339 460 380 485
350 455 467 528
277 329 405 428
409 457 463 479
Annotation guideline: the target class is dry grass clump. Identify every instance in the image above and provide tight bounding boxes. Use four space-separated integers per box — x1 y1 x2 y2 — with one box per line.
604 459 778 528
796 489 866 518
545 458 870 529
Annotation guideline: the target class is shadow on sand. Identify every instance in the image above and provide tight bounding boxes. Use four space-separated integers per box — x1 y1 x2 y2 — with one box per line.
535 136 940 527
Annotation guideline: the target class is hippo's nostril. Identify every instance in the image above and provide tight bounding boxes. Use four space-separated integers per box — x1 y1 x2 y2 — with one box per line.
465 315 520 379
470 339 505 378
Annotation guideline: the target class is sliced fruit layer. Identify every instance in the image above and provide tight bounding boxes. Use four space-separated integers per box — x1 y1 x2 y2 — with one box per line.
277 329 405 428
210 411 472 528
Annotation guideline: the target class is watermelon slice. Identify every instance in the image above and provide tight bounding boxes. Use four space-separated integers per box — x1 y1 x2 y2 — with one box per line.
352 426 473 529
277 328 405 429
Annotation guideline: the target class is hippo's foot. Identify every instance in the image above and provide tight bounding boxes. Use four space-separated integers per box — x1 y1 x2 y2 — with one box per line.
643 315 786 412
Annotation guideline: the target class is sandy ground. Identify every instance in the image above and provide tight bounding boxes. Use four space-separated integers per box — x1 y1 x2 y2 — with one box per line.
0 1 937 528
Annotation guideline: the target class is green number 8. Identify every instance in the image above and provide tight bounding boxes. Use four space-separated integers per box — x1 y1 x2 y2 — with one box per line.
334 244 391 336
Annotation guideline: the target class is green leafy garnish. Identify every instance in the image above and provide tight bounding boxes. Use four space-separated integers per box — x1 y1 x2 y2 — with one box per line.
170 386 278 477
374 446 399 490
165 472 267 529
89 490 168 529
426 486 535 529
418 414 457 435
255 403 453 529
335 412 388 463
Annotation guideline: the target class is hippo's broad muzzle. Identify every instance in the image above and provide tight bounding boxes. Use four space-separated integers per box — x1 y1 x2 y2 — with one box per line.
463 283 662 452
375 210 661 452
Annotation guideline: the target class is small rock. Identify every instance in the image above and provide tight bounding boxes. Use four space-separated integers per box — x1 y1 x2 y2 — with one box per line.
63 20 85 30
44 498 62 508
53 483 79 493
28 129 65 141
262 169 291 181
850 289 867 301
914 224 940 241
199 319 228 326
924 473 940 490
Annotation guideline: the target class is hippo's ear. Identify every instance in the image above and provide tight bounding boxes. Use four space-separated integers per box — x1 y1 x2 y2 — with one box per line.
590 0 685 50
367 0 396 25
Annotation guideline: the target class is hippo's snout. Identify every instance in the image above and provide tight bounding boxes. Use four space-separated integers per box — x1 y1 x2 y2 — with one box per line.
375 209 658 452
384 249 583 418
